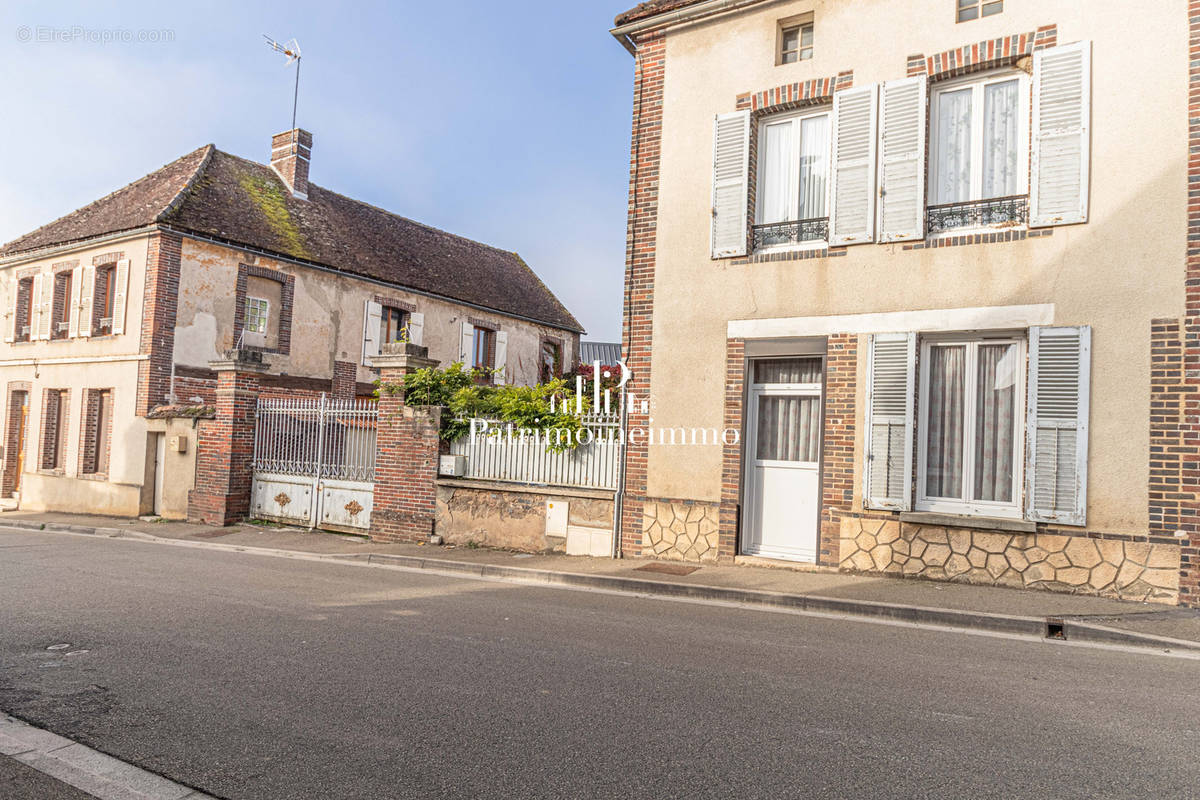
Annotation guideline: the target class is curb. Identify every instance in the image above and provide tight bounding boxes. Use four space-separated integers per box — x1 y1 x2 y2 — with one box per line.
7 519 1200 655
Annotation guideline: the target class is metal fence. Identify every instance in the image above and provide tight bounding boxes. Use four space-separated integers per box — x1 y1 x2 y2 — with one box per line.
252 396 378 482
449 414 622 490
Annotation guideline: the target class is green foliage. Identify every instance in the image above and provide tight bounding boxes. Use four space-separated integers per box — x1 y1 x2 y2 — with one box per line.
392 362 482 407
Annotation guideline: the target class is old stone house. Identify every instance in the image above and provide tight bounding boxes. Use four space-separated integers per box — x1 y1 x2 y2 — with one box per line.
611 0 1199 605
0 128 581 520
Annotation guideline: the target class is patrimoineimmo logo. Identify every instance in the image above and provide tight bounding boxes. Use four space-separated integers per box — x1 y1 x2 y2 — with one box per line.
468 360 741 448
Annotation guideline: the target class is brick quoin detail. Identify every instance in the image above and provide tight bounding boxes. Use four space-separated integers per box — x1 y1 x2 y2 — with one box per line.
735 71 853 113
718 339 746 558
2 382 30 497
188 367 262 525
820 335 857 567
233 263 295 355
1179 0 1200 605
906 25 1057 79
369 368 441 544
137 233 181 416
619 31 665 557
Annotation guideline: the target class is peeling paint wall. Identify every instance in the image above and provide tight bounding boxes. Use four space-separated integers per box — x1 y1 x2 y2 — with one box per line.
175 237 580 387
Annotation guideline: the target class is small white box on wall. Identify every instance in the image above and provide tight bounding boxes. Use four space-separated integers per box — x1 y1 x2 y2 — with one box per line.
439 455 466 477
545 500 569 537
168 435 187 453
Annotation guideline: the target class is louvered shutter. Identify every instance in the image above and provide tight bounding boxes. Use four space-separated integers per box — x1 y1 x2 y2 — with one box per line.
110 258 130 335
407 312 424 346
67 267 82 338
78 265 95 337
493 331 508 384
3 276 14 343
30 274 45 340
711 111 751 258
1025 326 1090 525
460 322 475 364
1030 41 1091 227
864 332 916 510
877 77 927 243
830 84 879 246
361 300 382 364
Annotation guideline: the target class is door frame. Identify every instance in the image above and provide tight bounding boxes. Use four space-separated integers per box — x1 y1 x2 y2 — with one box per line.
739 357 826 562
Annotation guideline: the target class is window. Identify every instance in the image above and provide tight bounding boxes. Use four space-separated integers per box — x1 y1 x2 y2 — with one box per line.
51 272 72 340
93 264 115 335
379 306 408 345
80 389 113 476
928 71 1028 231
14 277 33 342
779 22 813 64
917 334 1025 518
40 388 67 471
245 297 269 335
755 109 831 250
472 326 495 371
957 0 1002 22
540 340 562 383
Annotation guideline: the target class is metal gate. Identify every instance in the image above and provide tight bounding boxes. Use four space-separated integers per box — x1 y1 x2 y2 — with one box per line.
250 396 377 532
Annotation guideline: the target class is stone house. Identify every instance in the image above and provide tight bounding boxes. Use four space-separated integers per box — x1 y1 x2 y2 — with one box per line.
610 0 1199 605
0 129 582 520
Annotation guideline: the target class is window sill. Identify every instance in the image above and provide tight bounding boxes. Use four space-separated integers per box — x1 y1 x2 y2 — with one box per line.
900 511 1035 533
78 472 108 482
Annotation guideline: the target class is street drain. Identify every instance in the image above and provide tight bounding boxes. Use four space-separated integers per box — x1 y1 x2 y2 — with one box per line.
1045 619 1066 640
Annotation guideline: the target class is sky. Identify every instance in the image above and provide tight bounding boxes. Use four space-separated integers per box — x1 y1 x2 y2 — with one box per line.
0 1 635 341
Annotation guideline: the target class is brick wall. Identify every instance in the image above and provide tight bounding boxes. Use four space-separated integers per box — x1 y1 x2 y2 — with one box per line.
2 383 29 496
14 278 32 342
78 389 113 476
619 31 665 558
369 388 441 543
819 334 858 567
718 339 746 558
332 360 357 400
187 367 262 525
905 25 1057 79
1180 0 1200 605
137 233 181 416
39 388 68 472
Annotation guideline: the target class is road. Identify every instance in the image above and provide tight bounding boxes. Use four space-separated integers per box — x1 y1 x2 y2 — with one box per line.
0 527 1197 799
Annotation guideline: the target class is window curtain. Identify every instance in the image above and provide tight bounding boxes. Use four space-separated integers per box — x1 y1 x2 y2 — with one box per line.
934 88 973 205
974 343 1017 502
760 122 793 224
756 395 820 462
754 358 821 384
925 345 965 498
798 115 829 220
982 80 1020 199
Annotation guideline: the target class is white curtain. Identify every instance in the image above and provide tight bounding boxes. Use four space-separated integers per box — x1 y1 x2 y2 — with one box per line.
798 114 829 220
925 345 965 498
760 122 793 224
756 395 820 462
934 88 973 204
974 343 1017 502
754 357 821 384
982 80 1020 198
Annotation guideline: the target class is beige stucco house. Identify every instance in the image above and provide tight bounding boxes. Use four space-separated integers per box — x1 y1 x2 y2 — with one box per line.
0 128 581 520
611 0 1200 605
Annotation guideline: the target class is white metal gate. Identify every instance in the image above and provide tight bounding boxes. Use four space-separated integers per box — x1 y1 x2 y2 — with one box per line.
250 396 377 532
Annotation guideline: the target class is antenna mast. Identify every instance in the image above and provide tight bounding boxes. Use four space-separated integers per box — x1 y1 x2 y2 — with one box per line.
263 35 302 130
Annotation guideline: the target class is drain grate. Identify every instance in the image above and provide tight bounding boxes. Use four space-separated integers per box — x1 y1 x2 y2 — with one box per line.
635 563 701 576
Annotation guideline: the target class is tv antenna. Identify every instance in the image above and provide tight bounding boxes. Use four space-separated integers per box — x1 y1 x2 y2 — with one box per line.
263 35 302 130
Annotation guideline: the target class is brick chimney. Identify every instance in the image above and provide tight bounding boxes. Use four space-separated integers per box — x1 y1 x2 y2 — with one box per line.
270 128 312 199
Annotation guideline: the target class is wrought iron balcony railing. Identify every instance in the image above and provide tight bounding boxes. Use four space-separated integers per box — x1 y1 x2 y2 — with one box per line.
752 217 829 250
927 195 1028 234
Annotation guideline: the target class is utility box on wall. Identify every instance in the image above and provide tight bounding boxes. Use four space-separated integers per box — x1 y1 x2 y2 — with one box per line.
439 455 466 477
168 435 187 453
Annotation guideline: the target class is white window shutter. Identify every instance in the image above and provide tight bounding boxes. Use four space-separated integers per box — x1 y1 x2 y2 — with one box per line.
460 322 475 364
1025 326 1090 525
78 266 95 337
864 332 916 510
877 77 927 243
711 110 751 258
110 258 130 335
407 312 424 346
361 300 382 364
3 276 14 343
67 267 82 338
30 274 45 340
830 84 879 246
493 331 508 384
1030 41 1090 227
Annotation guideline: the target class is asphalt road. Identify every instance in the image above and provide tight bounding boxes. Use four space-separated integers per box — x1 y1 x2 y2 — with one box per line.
1 528 1198 800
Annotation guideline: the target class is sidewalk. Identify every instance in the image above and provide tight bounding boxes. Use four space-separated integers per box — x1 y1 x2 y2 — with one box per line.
4 510 1199 652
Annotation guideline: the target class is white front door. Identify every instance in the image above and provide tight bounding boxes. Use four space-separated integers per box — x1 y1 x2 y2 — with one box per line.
741 358 823 562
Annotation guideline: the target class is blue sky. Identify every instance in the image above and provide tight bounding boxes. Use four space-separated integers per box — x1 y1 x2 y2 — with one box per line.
0 1 634 340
